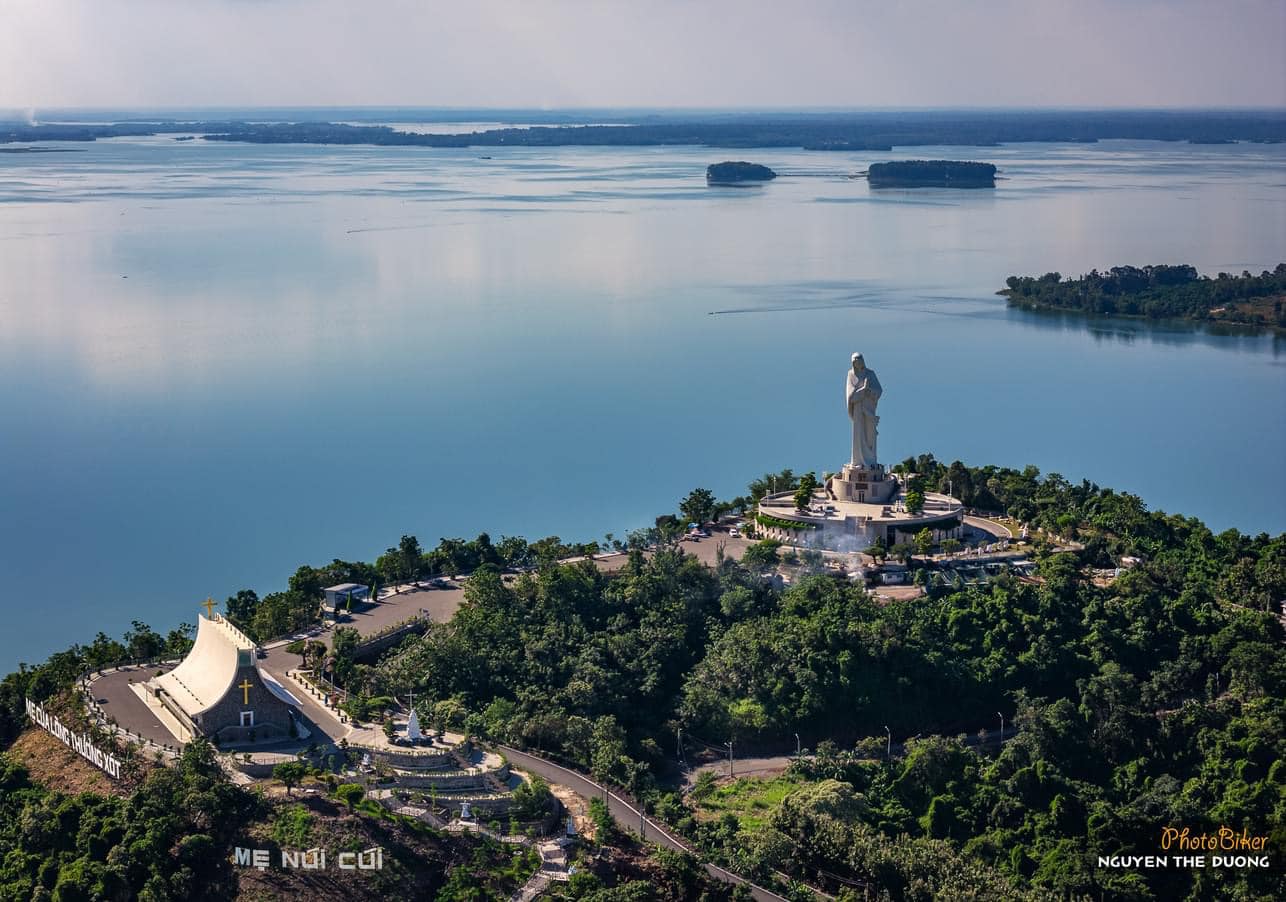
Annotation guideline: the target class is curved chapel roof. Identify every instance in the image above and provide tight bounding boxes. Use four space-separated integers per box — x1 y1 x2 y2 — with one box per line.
153 614 255 717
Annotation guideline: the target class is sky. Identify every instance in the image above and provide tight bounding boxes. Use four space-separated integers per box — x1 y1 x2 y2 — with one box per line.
1 0 1284 110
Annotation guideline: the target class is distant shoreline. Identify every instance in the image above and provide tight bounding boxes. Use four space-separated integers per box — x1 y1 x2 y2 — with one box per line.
4 109 1284 150
0 146 85 154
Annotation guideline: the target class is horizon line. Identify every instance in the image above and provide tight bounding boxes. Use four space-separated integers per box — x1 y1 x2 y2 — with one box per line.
5 104 1286 114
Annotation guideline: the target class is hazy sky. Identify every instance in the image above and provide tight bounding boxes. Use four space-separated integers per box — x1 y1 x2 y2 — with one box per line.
2 0 1283 110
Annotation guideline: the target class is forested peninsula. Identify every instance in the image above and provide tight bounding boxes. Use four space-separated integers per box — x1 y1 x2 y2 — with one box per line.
1 457 1282 900
4 110 1285 150
1002 264 1286 328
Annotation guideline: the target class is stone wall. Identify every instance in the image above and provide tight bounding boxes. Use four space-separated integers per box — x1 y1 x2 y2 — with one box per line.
197 663 295 744
383 763 510 790
353 618 430 662
358 744 467 769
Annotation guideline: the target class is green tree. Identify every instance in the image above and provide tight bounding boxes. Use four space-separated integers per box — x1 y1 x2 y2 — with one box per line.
225 589 259 625
124 621 165 661
868 535 888 562
398 534 423 581
511 776 555 821
679 488 717 527
272 761 307 795
164 623 195 658
794 484 813 511
905 489 925 514
330 627 361 687
335 782 365 810
914 528 934 557
742 539 781 571
890 542 915 565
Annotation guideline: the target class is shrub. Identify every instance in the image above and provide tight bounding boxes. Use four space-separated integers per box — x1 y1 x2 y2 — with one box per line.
335 782 365 810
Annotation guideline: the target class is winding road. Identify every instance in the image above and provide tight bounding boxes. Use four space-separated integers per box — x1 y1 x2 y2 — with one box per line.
498 746 790 902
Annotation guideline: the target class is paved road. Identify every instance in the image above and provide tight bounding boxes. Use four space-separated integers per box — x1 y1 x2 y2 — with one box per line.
498 745 789 902
89 664 177 747
963 515 1013 539
684 754 795 787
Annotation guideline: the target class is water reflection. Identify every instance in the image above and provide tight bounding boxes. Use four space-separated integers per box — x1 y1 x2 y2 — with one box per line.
1005 303 1282 354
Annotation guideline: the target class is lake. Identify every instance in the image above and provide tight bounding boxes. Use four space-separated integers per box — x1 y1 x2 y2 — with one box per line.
1 133 1283 671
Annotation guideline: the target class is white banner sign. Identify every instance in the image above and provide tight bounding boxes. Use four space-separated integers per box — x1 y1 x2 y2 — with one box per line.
25 698 122 780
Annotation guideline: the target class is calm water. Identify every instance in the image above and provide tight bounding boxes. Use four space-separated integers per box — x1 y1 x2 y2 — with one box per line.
2 134 1284 671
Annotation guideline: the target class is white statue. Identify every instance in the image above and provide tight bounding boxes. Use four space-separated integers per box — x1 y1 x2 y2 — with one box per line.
406 708 423 742
846 353 882 468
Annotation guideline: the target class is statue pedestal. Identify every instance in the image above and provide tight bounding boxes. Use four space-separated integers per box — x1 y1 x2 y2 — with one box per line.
829 463 897 505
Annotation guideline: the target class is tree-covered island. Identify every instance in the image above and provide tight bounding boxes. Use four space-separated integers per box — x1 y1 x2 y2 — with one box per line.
706 161 777 184
866 160 996 188
0 458 1282 899
1003 264 1286 328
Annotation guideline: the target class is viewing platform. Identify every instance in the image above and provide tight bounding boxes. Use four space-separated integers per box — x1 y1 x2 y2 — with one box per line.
757 487 965 550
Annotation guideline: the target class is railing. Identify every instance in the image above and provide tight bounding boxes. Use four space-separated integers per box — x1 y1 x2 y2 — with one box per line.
76 664 186 760
286 669 353 724
352 612 431 659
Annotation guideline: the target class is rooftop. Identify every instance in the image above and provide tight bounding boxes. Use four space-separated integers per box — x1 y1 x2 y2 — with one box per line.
759 490 963 525
150 614 254 717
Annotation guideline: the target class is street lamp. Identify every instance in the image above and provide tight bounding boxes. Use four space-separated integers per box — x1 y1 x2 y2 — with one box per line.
795 733 801 758
884 725 891 763
997 711 1004 746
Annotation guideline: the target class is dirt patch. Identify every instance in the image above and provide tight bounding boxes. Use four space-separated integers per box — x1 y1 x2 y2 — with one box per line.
876 585 925 601
7 728 124 797
549 781 593 838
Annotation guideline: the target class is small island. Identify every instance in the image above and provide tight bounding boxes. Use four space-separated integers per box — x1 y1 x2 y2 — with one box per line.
1002 264 1286 328
706 160 777 185
867 160 996 188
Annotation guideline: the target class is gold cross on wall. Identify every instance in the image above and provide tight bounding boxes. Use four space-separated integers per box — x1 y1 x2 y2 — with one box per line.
239 679 253 704
202 597 217 619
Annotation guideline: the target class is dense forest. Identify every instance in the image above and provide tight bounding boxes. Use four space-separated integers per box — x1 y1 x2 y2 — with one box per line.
1 457 1282 899
362 457 1283 900
0 741 256 899
1002 264 1286 327
866 160 995 187
4 110 1285 149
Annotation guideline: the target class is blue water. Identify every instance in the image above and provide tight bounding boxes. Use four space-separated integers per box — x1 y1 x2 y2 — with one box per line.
1 135 1284 671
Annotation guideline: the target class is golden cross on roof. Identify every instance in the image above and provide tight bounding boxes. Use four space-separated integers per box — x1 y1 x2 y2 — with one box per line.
239 678 253 705
202 596 217 619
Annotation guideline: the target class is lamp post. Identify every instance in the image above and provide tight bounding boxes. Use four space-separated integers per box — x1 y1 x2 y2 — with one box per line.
795 733 801 759
997 711 1004 746
884 725 891 763
726 740 734 778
